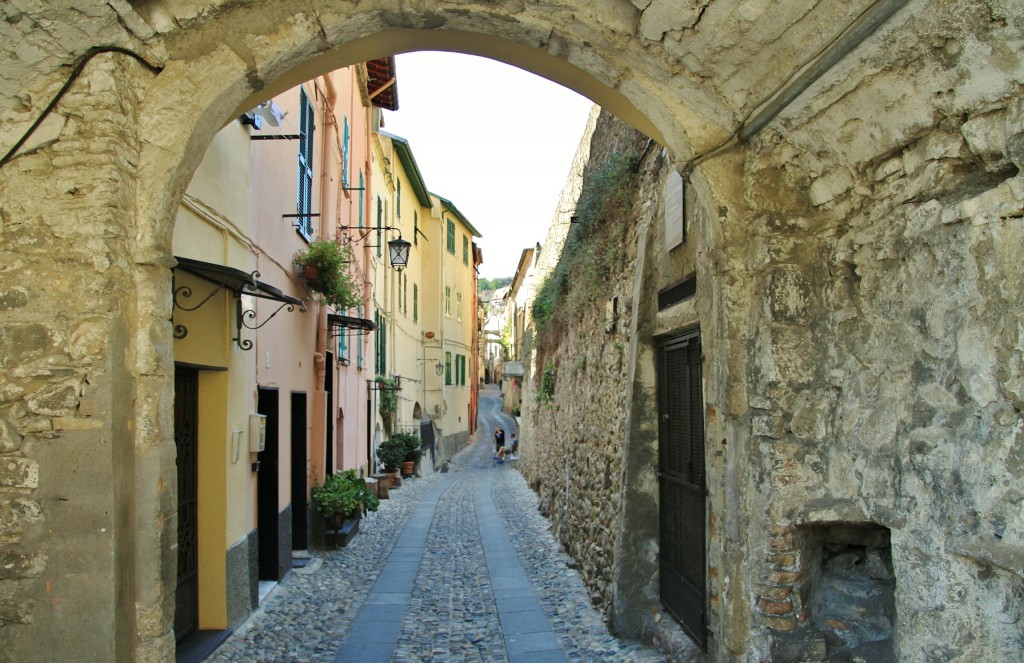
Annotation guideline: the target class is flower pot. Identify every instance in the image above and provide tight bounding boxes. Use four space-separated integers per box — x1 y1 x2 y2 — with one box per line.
401 460 415 477
301 265 324 290
389 470 402 488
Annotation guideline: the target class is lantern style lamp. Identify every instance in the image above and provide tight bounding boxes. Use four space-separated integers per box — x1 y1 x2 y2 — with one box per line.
387 235 411 271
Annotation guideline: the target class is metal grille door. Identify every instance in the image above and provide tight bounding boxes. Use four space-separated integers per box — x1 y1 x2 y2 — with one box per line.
174 367 199 641
657 331 706 648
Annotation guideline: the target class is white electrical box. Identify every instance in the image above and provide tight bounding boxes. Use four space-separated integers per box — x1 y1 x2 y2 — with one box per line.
249 414 267 452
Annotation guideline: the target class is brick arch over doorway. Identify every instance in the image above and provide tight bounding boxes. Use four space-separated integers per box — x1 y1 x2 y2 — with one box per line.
1 2 1022 662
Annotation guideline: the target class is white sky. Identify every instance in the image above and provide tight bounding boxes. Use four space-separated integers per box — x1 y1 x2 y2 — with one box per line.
381 52 595 280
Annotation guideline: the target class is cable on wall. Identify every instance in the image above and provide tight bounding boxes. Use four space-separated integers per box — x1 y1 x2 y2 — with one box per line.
0 45 164 169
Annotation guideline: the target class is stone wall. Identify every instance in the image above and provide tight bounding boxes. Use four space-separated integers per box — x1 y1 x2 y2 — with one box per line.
519 111 654 614
521 36 1024 663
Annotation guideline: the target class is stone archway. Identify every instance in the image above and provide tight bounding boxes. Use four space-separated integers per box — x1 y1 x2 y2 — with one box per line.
2 2 1022 662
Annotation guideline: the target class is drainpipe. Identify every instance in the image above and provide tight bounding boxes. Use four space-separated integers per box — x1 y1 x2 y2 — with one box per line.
740 0 907 141
688 0 908 173
311 75 338 482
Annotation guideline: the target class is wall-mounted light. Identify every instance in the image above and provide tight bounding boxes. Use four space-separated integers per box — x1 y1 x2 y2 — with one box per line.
338 225 411 272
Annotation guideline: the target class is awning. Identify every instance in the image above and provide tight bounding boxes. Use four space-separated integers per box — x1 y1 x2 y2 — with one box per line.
174 256 304 306
172 256 305 351
328 313 376 336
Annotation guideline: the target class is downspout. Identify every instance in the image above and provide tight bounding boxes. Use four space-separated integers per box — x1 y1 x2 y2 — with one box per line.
688 0 908 172
312 75 338 482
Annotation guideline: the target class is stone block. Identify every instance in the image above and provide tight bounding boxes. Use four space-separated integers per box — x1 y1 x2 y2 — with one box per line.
772 626 827 662
0 456 39 489
0 498 42 544
961 112 1010 172
809 169 853 206
24 379 81 417
0 418 21 453
0 550 46 580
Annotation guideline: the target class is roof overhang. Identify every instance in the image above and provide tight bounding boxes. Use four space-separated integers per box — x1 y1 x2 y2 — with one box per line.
366 57 399 111
380 131 432 207
434 194 482 238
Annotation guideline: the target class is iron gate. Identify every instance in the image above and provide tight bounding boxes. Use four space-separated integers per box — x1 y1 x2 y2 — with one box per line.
657 330 707 648
173 367 199 641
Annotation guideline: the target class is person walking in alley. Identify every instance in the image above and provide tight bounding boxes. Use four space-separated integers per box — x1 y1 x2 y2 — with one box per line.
493 426 505 459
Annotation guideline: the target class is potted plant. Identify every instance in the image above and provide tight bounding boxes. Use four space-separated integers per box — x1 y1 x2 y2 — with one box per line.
376 438 406 487
392 432 422 477
295 238 361 309
311 470 380 525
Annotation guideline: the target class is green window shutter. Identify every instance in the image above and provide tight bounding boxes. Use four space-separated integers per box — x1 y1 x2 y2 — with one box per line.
445 352 452 385
296 89 315 241
463 235 469 265
396 179 401 218
358 171 364 228
376 197 383 258
342 116 350 187
447 219 455 254
413 212 418 245
413 283 418 323
357 305 364 369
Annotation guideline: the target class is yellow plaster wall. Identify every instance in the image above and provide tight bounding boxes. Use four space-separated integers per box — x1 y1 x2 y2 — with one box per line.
197 370 229 629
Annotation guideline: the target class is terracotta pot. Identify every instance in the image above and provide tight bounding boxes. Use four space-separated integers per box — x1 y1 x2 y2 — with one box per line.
301 265 324 289
401 460 415 477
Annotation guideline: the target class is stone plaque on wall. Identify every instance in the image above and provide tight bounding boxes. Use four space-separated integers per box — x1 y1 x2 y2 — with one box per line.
664 171 685 249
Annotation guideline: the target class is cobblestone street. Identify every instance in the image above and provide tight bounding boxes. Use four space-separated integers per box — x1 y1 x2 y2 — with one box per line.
209 386 666 662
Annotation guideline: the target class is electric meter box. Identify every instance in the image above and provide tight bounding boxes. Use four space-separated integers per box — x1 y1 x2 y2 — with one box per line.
248 414 267 452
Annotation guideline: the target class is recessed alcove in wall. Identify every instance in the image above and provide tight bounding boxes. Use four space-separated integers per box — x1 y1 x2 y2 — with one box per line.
804 522 897 662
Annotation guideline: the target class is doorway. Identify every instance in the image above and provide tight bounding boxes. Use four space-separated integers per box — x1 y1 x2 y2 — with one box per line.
290 392 308 551
173 366 199 642
256 388 281 581
657 329 706 648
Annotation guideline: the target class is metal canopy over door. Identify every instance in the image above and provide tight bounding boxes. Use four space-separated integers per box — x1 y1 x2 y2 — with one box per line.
657 330 707 648
173 367 199 642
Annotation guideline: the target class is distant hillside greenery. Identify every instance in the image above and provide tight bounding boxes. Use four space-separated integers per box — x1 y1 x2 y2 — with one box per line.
478 276 512 292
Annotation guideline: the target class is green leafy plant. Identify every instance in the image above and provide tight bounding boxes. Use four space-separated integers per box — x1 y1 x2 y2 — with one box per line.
536 362 556 405
532 150 640 338
391 432 423 463
296 238 361 310
376 375 400 434
376 437 406 473
311 470 379 519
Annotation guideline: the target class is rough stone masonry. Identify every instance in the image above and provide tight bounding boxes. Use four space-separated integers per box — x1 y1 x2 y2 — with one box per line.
0 1 1022 662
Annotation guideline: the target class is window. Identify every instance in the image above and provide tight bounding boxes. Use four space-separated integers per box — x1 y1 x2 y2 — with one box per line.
358 170 364 228
375 310 387 375
453 354 466 386
446 219 455 254
413 284 418 323
342 115 350 188
376 196 383 258
396 179 401 218
445 286 451 317
463 235 469 265
402 274 408 316
357 305 364 369
413 212 418 246
296 88 315 241
456 291 462 322
445 351 452 385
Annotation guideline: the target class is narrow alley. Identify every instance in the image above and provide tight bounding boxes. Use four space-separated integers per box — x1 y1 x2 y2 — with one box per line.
207 386 667 663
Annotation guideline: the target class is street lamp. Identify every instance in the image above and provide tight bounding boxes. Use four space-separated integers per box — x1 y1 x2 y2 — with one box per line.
338 225 411 272
387 235 411 271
